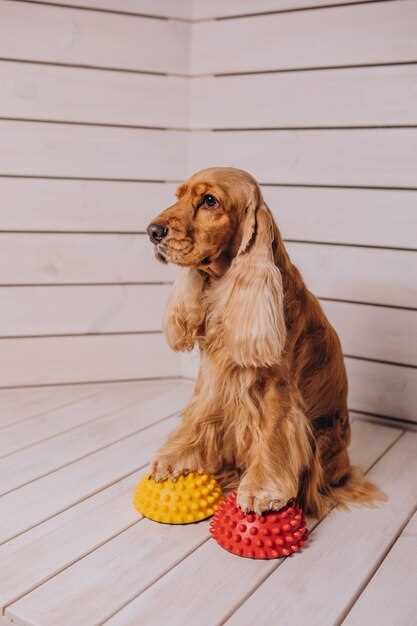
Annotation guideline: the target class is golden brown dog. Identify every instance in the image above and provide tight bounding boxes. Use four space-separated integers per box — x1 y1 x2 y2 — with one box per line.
147 167 382 517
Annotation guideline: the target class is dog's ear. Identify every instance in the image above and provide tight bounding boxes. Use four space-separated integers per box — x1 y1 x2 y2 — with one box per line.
164 268 205 351
210 186 287 368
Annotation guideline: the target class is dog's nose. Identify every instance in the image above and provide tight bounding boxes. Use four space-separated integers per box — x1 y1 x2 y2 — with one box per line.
147 223 168 244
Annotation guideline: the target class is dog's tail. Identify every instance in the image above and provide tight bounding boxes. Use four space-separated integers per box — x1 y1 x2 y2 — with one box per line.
301 459 386 520
327 465 386 511
216 464 386 518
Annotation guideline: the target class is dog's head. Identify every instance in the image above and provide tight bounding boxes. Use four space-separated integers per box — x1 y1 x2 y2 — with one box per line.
148 167 287 367
147 167 269 275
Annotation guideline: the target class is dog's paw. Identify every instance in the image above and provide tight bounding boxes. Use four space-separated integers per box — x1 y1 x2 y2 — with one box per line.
237 482 291 515
150 454 203 482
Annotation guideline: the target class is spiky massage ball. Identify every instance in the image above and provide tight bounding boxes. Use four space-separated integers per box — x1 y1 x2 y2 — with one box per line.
210 492 308 559
133 472 223 524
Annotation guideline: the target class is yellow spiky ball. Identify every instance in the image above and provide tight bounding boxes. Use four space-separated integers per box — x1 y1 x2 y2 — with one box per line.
133 472 223 524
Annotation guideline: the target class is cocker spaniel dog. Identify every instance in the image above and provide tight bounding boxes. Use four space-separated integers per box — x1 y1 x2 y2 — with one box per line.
146 167 382 517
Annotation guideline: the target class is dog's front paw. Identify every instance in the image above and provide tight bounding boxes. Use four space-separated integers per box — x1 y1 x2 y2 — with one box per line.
150 453 203 482
237 481 292 515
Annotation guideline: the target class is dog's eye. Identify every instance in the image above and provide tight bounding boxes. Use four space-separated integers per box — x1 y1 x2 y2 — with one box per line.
203 194 219 208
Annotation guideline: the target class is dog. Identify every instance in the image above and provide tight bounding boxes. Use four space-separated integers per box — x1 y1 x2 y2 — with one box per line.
146 167 382 517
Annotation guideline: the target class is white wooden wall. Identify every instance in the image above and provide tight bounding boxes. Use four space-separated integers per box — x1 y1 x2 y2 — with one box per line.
0 1 190 388
1 0 416 426
188 0 417 425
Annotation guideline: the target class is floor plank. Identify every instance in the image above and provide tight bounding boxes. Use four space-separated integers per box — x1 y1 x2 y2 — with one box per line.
0 383 105 430
0 414 178 545
0 380 176 458
0 381 191 494
98 420 401 626
343 509 417 626
0 393 408 626
0 470 144 611
7 520 210 626
223 432 417 626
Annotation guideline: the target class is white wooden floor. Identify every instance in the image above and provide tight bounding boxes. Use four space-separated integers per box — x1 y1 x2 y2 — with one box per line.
0 380 416 626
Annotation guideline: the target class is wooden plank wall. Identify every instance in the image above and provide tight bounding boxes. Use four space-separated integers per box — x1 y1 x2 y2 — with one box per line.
0 1 191 387
188 0 417 424
2 0 416 425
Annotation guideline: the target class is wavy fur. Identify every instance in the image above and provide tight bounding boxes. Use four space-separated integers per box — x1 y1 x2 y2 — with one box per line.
148 167 384 517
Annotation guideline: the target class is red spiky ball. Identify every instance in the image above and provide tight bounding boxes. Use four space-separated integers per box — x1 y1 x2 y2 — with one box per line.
210 492 308 559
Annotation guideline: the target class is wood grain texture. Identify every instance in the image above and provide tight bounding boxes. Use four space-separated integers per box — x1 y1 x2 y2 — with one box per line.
0 381 189 495
0 179 176 232
192 65 417 128
192 0 380 19
0 383 105 430
287 243 417 307
192 1 417 74
0 334 180 387
0 379 174 458
0 469 141 560
0 382 193 558
0 285 170 336
344 510 417 626
98 420 401 626
0 121 187 179
0 233 174 285
323 301 417 367
263 186 417 248
0 2 189 73
190 129 417 188
0 61 188 127
346 358 417 424
0 471 143 611
7 519 209 626
5 290 414 368
286 242 417 307
225 432 417 626
38 0 191 19
0 410 180 544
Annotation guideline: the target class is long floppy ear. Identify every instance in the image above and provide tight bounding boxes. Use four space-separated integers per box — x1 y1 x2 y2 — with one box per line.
163 268 205 351
210 188 287 368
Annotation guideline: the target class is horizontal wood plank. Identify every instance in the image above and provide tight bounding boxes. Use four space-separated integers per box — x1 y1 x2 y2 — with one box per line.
344 510 417 626
0 414 178 544
0 61 187 127
323 301 417 367
0 233 174 285
192 1 417 74
346 358 417 423
0 471 143 612
286 242 417 307
225 431 417 626
7 518 209 626
39 0 191 19
263 186 417 248
0 383 193 557
0 379 178 458
0 285 169 336
20 177 417 249
190 129 417 188
0 179 176 232
0 381 190 494
0 2 189 73
192 0 379 19
191 65 417 128
0 334 180 387
0 121 187 179
96 420 401 626
0 383 105 430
